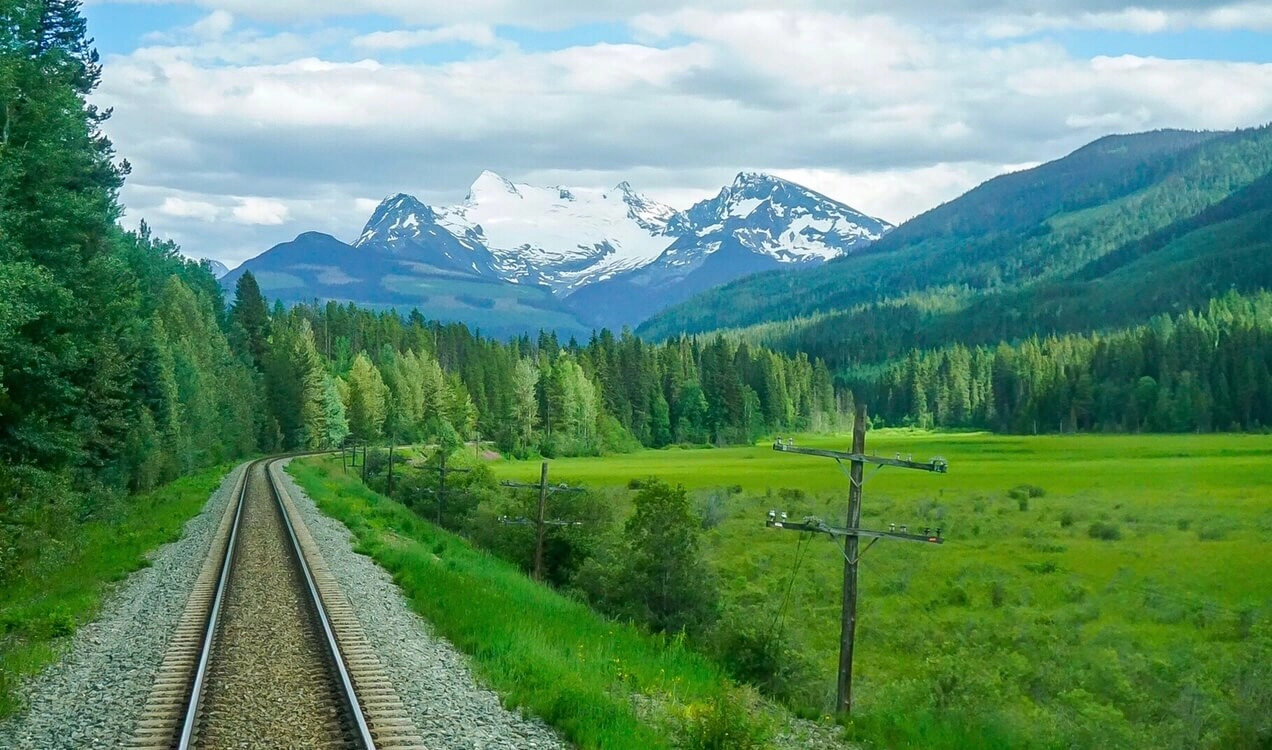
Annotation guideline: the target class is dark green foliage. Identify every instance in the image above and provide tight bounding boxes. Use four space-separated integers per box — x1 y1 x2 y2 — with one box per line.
1088 521 1122 541
575 479 719 638
230 271 270 370
850 291 1272 433
0 0 261 617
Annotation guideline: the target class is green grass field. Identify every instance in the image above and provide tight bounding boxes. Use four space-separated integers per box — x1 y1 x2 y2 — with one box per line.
490 431 1272 749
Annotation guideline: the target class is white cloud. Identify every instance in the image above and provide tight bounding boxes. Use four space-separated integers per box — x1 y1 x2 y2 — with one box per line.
353 24 498 50
190 9 234 38
769 163 1040 225
92 3 1272 264
159 196 221 220
231 197 290 225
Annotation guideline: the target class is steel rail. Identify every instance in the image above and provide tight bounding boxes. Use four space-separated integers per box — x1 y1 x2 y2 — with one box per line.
266 458 377 749
176 459 254 749
175 457 375 750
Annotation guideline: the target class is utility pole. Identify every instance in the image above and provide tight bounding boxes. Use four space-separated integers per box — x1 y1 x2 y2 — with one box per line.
420 449 471 525
386 439 396 497
500 461 584 581
770 404 948 716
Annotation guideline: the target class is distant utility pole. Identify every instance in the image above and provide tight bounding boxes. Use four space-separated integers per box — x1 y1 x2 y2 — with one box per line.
500 461 585 581
420 449 471 525
770 404 948 716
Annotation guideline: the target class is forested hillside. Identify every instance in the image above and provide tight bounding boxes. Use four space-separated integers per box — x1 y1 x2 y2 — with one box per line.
850 292 1272 433
637 126 1272 350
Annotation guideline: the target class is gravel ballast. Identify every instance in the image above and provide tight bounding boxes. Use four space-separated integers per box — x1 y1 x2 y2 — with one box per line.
275 458 567 750
0 463 247 750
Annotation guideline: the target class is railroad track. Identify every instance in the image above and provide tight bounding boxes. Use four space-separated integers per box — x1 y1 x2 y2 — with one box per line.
128 458 426 749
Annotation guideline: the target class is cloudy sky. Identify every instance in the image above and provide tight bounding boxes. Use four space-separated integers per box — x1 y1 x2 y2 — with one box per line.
83 0 1272 267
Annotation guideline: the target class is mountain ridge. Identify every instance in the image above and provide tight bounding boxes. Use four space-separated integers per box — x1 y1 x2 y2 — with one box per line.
635 125 1272 376
225 170 890 334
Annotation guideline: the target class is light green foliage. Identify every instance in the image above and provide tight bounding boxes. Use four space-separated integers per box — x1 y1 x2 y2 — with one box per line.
493 431 1272 749
511 358 540 454
320 375 349 448
346 352 388 441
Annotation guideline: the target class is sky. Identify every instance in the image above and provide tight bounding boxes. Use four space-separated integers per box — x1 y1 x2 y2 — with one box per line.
81 0 1272 267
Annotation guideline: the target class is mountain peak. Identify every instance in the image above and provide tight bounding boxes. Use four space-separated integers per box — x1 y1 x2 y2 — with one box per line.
357 193 438 248
614 180 634 193
468 170 520 201
732 171 780 189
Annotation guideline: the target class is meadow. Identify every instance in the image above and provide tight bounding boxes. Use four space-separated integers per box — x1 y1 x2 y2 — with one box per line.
490 431 1272 748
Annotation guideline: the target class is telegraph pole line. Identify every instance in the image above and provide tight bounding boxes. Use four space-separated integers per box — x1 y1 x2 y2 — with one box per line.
770 404 948 716
500 461 585 581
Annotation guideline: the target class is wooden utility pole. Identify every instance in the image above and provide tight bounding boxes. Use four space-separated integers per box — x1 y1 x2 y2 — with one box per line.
500 461 584 581
386 441 396 497
421 450 471 525
839 408 867 715
770 405 949 716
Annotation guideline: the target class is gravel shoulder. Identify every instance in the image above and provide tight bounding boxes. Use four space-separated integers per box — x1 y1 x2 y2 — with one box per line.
276 458 567 750
0 463 247 750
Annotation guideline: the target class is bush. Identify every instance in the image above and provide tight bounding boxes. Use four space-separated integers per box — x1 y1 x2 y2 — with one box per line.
1008 484 1046 501
1088 521 1122 541
675 683 772 750
699 491 728 530
1059 511 1075 528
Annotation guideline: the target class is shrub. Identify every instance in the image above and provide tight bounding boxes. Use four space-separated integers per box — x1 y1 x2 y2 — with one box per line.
1088 521 1122 541
676 683 772 750
1009 484 1046 502
1059 511 1075 528
628 477 646 490
1024 560 1060 574
699 491 728 530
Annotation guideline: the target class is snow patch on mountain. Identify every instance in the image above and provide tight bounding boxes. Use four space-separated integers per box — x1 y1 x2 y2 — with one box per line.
434 172 683 290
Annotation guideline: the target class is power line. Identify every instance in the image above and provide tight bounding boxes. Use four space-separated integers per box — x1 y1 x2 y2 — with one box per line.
769 404 949 717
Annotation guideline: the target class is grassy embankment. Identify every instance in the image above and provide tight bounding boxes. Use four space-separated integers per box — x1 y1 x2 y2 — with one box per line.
0 463 238 717
288 456 784 749
489 431 1272 749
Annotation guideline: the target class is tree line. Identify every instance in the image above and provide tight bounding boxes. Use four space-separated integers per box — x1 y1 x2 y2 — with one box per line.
849 291 1272 433
243 289 843 458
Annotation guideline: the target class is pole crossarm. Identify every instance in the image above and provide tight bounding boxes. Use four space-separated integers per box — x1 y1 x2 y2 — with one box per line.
772 440 949 474
765 512 944 544
500 480 586 493
498 516 582 527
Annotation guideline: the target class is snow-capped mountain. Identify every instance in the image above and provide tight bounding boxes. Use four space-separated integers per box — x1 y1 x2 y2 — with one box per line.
236 169 890 332
353 193 498 277
615 172 892 290
353 170 887 299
